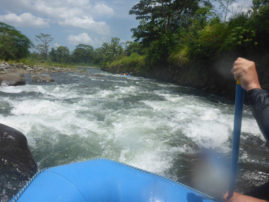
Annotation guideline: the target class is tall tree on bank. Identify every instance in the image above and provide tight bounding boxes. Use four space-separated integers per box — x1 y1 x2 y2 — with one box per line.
129 0 202 45
252 0 269 12
35 33 53 60
96 38 124 66
0 22 31 60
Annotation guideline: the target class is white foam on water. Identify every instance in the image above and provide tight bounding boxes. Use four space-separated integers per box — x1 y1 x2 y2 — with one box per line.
242 117 263 139
142 91 262 153
97 108 173 174
0 86 23 93
0 72 263 177
0 84 82 100
11 100 64 115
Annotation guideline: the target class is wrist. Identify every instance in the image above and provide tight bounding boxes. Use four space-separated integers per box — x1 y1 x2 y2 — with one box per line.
246 83 261 91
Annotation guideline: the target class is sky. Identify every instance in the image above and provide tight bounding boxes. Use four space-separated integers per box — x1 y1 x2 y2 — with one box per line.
0 0 139 50
0 0 253 51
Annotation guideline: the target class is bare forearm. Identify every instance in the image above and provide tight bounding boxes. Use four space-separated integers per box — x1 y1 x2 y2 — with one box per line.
224 192 267 202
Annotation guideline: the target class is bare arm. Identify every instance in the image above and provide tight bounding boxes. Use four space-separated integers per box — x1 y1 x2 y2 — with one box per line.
226 58 269 202
232 57 269 141
224 192 267 202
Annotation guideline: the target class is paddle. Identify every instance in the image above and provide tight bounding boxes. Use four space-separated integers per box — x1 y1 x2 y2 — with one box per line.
228 80 245 198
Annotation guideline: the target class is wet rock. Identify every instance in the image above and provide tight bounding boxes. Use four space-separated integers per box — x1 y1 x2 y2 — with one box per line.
0 72 25 86
31 73 54 83
26 66 34 72
0 123 37 179
0 62 11 73
0 62 75 85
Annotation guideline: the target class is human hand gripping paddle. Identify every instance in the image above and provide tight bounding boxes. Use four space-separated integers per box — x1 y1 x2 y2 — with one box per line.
224 57 263 202
191 58 262 201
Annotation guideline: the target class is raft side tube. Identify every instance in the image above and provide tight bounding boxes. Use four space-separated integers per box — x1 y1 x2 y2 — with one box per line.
12 159 215 202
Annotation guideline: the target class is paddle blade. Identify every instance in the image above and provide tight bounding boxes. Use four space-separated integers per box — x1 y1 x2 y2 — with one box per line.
191 150 230 199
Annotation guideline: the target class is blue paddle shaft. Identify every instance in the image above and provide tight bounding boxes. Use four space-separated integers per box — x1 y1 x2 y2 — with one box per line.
228 84 245 198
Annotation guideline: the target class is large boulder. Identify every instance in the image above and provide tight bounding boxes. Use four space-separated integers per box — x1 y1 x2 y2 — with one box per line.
31 73 54 83
0 123 37 179
0 72 25 86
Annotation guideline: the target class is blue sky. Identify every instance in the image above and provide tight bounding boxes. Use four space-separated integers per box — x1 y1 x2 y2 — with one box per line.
0 0 252 51
0 0 139 50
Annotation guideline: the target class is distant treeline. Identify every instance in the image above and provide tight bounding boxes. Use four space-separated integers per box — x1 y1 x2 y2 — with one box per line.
0 22 125 66
33 36 125 66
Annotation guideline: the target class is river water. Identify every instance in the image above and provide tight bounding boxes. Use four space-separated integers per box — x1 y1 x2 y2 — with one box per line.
0 68 268 201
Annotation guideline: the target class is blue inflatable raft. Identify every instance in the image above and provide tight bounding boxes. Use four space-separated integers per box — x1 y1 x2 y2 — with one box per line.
12 159 215 202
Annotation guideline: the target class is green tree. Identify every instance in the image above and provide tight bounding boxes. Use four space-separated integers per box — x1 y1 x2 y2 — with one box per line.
49 48 57 62
97 38 123 65
252 0 269 12
35 33 53 60
124 41 143 56
49 46 70 63
249 1 269 52
71 44 94 64
0 22 31 60
108 38 124 60
93 47 104 65
146 33 175 66
129 0 202 45
55 46 70 63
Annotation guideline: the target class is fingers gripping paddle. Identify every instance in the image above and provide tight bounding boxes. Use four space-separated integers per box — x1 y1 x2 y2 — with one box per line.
228 80 245 198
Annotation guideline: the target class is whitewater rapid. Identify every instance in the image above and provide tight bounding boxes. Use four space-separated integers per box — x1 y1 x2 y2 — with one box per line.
0 69 268 200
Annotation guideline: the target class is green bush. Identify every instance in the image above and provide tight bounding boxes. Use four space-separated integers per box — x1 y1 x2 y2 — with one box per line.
249 5 269 52
168 45 190 66
108 53 146 73
193 22 228 60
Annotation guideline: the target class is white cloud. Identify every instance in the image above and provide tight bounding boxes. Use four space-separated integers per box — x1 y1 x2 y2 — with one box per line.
68 33 93 45
59 16 110 35
0 0 114 35
217 0 253 20
30 0 113 34
53 42 60 48
229 0 252 15
0 12 49 28
92 3 114 16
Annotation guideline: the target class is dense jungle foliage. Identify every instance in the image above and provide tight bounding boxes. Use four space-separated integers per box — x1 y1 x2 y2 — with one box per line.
105 0 269 97
106 0 269 73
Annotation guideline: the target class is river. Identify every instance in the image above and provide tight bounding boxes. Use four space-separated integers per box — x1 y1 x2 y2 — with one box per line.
1 68 268 201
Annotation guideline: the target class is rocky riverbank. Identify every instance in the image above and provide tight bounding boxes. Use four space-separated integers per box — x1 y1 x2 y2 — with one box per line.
103 54 269 100
0 62 74 86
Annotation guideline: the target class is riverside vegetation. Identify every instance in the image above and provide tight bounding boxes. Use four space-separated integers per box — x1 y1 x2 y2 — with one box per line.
103 0 269 98
0 0 268 98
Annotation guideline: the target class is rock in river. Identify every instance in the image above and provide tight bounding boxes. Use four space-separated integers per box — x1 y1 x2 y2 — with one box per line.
31 73 54 83
0 123 37 179
0 72 25 86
